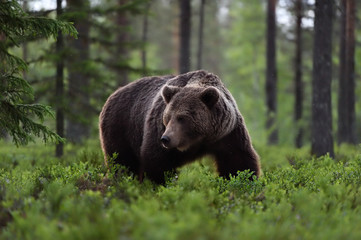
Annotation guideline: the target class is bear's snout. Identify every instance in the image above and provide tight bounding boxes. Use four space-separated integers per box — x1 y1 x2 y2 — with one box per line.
160 135 171 148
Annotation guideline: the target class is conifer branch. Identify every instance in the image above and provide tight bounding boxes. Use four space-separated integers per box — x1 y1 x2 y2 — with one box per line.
0 0 77 146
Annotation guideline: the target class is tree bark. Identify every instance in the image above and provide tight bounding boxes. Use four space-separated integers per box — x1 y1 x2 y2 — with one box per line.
338 0 347 145
265 0 278 145
66 0 91 143
311 0 334 158
179 0 191 74
345 0 356 144
141 1 150 76
55 0 64 157
22 0 28 80
337 0 356 144
197 0 205 70
115 0 130 86
294 0 303 148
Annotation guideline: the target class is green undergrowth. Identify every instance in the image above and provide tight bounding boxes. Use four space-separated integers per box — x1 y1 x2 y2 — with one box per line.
0 140 361 239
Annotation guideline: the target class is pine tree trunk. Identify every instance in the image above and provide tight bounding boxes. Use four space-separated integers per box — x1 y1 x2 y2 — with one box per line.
197 0 205 70
345 0 356 144
172 5 180 72
338 0 347 144
141 1 150 76
179 0 191 74
0 32 8 140
265 0 278 145
294 0 303 148
338 0 356 144
115 0 130 86
22 1 28 80
311 0 334 158
55 0 64 157
66 0 91 144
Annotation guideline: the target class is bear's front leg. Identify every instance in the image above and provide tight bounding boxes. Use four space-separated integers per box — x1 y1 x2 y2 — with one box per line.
140 156 168 184
140 135 176 184
212 124 261 179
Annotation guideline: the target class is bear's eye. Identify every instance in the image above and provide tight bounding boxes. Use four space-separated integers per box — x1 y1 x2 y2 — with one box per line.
176 116 185 123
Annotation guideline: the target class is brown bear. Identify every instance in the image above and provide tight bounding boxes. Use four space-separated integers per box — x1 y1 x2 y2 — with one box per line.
99 70 260 183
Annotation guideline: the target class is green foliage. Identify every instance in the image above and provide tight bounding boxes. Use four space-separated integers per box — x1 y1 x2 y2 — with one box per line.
0 0 77 146
0 1 76 42
0 141 361 239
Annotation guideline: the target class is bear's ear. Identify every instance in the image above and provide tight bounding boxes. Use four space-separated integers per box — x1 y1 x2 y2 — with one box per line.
200 87 219 108
162 85 180 103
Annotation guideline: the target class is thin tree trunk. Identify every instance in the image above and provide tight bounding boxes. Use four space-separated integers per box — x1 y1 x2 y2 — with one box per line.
338 0 347 144
338 0 356 144
114 0 130 86
179 0 191 74
55 0 64 157
172 5 180 72
197 0 205 70
345 0 356 144
294 0 303 148
311 0 334 158
22 1 28 80
0 31 8 141
66 0 90 143
141 1 150 76
265 0 278 145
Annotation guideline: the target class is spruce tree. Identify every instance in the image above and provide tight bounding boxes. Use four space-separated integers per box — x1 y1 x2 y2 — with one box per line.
0 1 77 146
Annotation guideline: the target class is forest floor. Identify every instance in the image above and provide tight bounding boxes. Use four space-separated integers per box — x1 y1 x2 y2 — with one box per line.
0 140 360 239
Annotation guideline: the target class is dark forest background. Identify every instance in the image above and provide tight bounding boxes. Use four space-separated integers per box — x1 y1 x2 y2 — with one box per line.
1 0 360 157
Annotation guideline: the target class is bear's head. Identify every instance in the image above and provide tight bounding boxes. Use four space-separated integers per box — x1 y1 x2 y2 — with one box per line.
160 85 219 151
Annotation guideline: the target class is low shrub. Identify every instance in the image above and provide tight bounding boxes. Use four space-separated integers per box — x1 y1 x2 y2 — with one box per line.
0 141 360 239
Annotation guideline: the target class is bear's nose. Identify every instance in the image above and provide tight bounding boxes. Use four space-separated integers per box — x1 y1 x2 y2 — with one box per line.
160 135 171 147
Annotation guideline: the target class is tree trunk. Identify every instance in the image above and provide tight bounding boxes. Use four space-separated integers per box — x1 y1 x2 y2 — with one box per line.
294 0 303 148
311 0 334 158
141 1 150 76
55 0 64 157
66 0 91 144
345 0 356 144
0 21 8 141
338 0 347 145
172 5 180 72
179 0 191 74
338 0 356 144
22 0 28 80
265 0 278 145
197 0 205 70
115 0 130 86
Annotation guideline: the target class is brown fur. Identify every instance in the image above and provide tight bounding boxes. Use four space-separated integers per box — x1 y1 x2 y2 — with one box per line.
99 70 261 183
